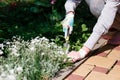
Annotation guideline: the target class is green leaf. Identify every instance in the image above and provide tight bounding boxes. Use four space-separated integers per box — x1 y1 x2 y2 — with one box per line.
81 24 88 32
0 30 3 33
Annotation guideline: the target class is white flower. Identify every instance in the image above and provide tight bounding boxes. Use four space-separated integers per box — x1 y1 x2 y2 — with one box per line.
9 69 14 75
5 64 9 69
0 65 4 72
41 52 45 55
31 37 40 44
1 72 7 78
23 76 27 80
47 44 50 48
41 37 49 42
10 48 20 57
41 37 46 40
6 42 10 45
50 42 55 45
0 76 3 80
59 51 64 54
0 44 4 50
16 66 23 74
7 75 16 80
0 50 3 55
30 47 35 51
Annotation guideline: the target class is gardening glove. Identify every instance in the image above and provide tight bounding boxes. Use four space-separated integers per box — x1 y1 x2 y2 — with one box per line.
61 12 74 40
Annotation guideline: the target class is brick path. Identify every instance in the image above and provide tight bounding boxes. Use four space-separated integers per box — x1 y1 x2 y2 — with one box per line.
64 39 120 80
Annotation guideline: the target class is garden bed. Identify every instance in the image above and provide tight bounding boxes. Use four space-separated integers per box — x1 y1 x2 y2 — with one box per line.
52 38 108 80
0 37 107 80
52 58 87 80
0 36 73 80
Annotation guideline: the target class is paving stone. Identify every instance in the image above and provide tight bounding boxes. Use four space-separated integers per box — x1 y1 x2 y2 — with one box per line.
64 44 120 80
106 74 120 80
85 71 107 80
108 65 120 77
73 64 94 77
65 74 84 80
114 46 120 51
116 60 120 66
108 74 120 80
107 49 120 60
97 44 114 53
95 44 112 57
85 71 120 80
93 66 109 73
97 52 109 57
84 56 116 69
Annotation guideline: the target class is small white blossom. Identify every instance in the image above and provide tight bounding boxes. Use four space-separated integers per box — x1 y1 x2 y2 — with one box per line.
5 64 9 69
59 51 64 54
47 44 50 48
16 66 23 74
23 76 27 80
0 76 3 80
0 50 3 55
0 44 4 50
6 42 10 45
9 69 14 75
10 48 20 57
1 72 7 78
30 47 35 51
50 42 55 45
41 52 45 55
7 75 16 80
0 65 4 72
31 37 40 44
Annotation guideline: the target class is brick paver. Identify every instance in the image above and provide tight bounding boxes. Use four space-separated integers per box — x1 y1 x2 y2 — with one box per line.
84 56 116 69
107 48 120 60
85 71 108 80
66 74 84 80
108 65 120 77
92 66 109 73
116 60 120 66
73 64 94 77
64 39 120 80
85 71 120 80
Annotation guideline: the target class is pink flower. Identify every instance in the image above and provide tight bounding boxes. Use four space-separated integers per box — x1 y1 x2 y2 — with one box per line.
50 0 56 5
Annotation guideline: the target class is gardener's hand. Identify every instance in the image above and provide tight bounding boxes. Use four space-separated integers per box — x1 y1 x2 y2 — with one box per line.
67 49 88 62
61 12 74 39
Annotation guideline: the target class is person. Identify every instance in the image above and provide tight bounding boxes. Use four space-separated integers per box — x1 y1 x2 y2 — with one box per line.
62 0 120 62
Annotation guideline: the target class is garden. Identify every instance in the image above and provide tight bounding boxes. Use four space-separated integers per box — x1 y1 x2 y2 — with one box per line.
0 0 96 80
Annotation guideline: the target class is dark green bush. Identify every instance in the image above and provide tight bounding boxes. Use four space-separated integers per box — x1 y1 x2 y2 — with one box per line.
0 0 96 50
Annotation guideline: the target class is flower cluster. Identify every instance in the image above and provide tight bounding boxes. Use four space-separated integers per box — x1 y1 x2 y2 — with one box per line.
0 36 69 80
0 44 4 55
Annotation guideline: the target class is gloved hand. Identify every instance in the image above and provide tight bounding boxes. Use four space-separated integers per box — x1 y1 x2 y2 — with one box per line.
61 12 74 39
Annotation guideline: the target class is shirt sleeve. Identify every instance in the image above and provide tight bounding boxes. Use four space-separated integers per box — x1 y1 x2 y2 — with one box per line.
84 0 120 50
65 0 82 13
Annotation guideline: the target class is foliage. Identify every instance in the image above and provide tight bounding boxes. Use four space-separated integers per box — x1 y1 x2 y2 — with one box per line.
0 0 96 51
0 0 64 42
0 0 97 79
0 36 71 80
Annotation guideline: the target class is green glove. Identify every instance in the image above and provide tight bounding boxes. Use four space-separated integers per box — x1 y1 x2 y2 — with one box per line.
61 12 74 39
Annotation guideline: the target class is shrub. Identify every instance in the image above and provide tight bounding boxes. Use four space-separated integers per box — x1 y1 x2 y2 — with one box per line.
0 36 70 80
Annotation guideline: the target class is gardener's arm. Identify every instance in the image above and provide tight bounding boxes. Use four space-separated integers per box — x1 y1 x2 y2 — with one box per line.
84 0 120 50
65 0 82 14
61 0 82 38
68 0 120 62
